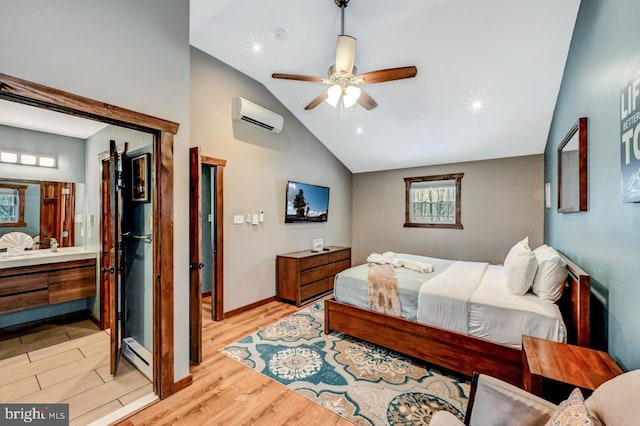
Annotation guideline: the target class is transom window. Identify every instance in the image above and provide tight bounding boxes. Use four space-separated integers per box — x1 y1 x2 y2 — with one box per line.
404 173 463 229
0 184 27 227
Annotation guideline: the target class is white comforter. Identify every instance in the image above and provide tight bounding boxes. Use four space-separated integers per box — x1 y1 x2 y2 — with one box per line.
416 261 488 334
416 261 566 347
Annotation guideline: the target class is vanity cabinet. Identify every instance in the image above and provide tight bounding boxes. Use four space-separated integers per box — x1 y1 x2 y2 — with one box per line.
0 258 96 314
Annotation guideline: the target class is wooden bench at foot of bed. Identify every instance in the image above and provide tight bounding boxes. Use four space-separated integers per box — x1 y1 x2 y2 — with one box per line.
324 252 590 388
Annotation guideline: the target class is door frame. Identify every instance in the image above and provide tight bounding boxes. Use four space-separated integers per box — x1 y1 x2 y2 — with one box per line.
189 147 225 364
0 73 181 398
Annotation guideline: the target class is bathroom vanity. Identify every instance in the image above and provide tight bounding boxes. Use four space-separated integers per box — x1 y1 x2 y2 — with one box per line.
0 248 96 314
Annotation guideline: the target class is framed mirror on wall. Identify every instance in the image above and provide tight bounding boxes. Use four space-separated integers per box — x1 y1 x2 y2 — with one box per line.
558 117 588 213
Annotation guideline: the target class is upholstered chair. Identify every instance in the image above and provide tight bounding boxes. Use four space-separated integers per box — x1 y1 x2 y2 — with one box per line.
431 370 640 426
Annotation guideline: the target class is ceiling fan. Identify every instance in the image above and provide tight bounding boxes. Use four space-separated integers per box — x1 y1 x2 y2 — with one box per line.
272 0 418 111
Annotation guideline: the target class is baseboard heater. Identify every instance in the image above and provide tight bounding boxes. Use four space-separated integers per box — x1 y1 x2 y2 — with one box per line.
122 336 152 381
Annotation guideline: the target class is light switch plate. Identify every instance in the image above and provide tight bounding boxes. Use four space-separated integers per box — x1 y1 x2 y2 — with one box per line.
233 215 245 224
251 214 259 225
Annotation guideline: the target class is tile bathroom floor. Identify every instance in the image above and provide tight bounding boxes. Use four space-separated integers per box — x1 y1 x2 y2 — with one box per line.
0 319 152 425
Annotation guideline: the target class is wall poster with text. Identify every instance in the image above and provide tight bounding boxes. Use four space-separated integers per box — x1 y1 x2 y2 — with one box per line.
621 71 640 202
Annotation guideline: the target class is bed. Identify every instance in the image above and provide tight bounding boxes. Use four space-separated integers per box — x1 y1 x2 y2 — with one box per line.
324 252 590 387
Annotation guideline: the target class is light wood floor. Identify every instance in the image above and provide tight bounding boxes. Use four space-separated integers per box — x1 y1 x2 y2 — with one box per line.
118 298 351 426
0 322 152 425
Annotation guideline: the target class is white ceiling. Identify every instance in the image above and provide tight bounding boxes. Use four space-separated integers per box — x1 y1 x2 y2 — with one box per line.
0 99 108 139
191 0 581 173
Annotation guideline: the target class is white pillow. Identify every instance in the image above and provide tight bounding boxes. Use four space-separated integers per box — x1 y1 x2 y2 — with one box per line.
503 237 538 295
532 244 567 302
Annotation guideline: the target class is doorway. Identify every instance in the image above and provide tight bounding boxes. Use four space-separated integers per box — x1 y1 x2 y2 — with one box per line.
189 147 225 364
0 72 180 399
101 141 155 379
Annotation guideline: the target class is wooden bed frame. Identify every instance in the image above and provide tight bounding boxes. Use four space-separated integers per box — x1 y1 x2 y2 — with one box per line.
324 253 590 387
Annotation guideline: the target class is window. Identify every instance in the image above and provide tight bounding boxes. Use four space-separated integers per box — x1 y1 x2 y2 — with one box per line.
0 184 27 227
404 173 463 229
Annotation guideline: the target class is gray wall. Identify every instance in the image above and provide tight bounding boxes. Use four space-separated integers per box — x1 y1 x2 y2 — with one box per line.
0 125 85 183
352 155 544 265
544 0 640 370
190 47 352 312
1 0 191 381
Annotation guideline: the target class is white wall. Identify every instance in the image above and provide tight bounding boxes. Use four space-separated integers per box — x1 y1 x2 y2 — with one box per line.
190 47 352 312
1 0 191 381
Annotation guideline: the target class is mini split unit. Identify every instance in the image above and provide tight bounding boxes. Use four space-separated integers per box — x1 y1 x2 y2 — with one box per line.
232 97 284 133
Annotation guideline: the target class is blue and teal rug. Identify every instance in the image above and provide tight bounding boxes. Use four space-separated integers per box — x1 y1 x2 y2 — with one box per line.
221 302 470 425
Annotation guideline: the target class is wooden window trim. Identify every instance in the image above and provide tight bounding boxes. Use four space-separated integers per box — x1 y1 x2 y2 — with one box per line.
404 173 464 229
0 183 27 227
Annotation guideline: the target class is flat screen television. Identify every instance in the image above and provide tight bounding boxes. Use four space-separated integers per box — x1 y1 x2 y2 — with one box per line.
285 181 330 223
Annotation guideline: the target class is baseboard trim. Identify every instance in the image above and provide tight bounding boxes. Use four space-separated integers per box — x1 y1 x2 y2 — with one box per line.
171 374 193 394
223 296 277 319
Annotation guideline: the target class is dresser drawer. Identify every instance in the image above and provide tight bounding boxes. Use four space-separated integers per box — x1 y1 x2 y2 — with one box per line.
300 259 351 285
300 277 333 302
49 266 96 304
300 254 329 270
329 249 350 263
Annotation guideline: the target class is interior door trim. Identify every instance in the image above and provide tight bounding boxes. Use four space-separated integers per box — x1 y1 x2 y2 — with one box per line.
0 72 181 399
188 149 226 365
201 154 226 322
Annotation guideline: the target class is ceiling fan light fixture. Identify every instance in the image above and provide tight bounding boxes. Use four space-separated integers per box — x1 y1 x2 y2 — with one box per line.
343 85 361 108
326 84 342 107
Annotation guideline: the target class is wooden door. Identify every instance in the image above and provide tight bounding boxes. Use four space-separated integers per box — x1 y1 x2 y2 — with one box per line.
108 140 123 375
188 147 203 365
100 160 112 329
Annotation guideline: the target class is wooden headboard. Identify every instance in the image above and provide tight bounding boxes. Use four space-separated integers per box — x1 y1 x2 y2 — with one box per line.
559 252 590 347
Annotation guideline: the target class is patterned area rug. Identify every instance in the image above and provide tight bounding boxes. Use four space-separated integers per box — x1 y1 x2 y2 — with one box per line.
221 302 470 425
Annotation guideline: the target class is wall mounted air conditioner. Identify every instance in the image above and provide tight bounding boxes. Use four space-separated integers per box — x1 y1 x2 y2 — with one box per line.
232 97 283 134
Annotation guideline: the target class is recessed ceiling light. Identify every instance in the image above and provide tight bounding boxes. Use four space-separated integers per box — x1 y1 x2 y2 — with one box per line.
356 127 363 134
252 43 261 52
472 100 483 110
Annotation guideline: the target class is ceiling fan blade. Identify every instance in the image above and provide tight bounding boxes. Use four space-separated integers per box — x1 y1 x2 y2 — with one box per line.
335 35 356 75
355 66 418 85
304 91 329 110
357 89 378 110
272 73 326 83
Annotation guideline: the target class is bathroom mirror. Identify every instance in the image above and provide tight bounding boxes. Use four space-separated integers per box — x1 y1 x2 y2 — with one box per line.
0 177 86 248
558 117 587 213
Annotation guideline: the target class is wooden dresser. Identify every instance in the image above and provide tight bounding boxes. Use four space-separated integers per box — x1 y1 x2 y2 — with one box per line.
276 246 351 306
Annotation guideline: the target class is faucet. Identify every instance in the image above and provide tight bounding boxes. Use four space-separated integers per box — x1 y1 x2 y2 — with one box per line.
50 238 58 252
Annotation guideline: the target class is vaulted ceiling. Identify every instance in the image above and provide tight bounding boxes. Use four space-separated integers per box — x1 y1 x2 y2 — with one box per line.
191 0 581 173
